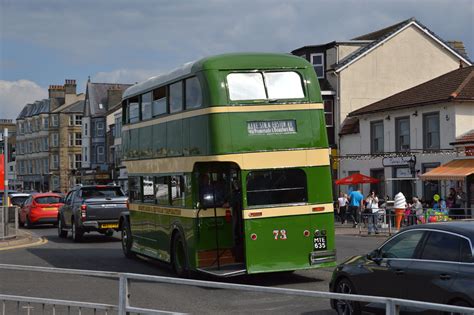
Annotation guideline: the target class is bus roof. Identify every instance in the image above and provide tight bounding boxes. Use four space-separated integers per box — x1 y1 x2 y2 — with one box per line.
123 52 310 99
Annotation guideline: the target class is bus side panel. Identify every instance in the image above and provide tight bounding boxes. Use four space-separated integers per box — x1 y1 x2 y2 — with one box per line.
209 110 328 155
306 166 333 204
244 213 335 273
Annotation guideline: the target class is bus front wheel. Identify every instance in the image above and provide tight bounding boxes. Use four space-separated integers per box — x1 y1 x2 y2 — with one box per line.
172 233 189 277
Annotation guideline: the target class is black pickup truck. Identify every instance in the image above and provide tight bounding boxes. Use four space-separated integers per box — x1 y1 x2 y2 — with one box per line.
57 185 128 242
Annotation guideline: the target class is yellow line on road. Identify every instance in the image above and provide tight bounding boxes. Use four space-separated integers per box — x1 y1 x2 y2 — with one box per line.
0 237 48 251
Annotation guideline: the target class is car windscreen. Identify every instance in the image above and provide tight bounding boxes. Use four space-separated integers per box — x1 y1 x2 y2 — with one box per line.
35 196 61 204
81 187 124 199
10 196 29 206
246 169 307 207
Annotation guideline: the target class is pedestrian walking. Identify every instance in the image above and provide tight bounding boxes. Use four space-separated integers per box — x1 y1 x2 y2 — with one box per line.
348 188 364 228
337 192 348 224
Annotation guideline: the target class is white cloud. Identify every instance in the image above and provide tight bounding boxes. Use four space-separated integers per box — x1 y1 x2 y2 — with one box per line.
0 80 48 120
93 69 160 85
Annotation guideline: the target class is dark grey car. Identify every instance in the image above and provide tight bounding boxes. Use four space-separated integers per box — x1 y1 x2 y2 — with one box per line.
57 185 128 242
330 221 474 314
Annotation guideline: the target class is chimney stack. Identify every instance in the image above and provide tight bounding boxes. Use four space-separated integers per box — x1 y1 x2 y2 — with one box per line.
64 79 77 95
107 85 124 110
447 40 468 59
48 84 65 99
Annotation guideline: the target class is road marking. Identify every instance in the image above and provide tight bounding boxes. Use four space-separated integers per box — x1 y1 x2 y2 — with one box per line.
0 237 48 251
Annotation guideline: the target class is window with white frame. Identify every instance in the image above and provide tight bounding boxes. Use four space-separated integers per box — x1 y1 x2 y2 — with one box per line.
51 115 59 127
52 133 59 147
97 146 105 163
84 123 88 136
69 133 74 146
84 147 88 162
310 53 324 78
423 112 440 150
51 155 59 169
75 115 82 125
43 117 49 129
324 100 333 127
75 154 82 169
371 120 384 154
396 117 410 152
75 132 82 146
43 158 49 174
69 115 74 126
96 121 105 137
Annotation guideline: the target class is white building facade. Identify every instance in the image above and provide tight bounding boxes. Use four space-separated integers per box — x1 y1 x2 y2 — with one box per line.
339 66 474 201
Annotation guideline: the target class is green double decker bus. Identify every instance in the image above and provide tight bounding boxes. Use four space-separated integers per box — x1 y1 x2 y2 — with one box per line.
120 53 335 277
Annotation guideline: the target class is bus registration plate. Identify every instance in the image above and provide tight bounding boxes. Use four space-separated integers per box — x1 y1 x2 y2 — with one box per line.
313 236 327 250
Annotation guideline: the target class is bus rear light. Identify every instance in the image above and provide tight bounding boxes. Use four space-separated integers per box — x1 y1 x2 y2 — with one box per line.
303 230 310 237
312 207 325 212
250 233 257 240
249 212 262 217
126 199 129 209
225 209 232 223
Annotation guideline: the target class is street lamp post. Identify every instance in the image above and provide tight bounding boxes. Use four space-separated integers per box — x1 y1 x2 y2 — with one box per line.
3 128 8 206
407 156 416 198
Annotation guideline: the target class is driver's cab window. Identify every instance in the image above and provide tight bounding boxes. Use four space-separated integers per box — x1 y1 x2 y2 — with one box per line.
65 191 74 205
380 230 425 259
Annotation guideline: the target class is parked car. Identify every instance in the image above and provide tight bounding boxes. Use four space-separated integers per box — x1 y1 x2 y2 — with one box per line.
57 185 127 242
9 193 30 207
19 193 64 228
330 221 474 314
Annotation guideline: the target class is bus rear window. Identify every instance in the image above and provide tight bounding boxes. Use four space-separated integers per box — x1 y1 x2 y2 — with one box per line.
227 71 304 101
246 169 307 207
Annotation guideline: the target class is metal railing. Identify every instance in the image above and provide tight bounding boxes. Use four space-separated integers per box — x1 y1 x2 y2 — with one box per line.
0 264 473 314
0 206 18 240
335 207 473 235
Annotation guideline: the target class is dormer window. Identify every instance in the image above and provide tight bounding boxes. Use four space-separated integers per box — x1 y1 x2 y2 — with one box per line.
310 53 324 78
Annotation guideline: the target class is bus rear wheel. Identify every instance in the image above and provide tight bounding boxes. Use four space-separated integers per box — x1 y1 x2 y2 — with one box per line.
172 233 189 278
121 218 135 259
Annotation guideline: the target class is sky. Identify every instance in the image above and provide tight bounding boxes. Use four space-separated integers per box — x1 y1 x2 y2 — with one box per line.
1 0 473 120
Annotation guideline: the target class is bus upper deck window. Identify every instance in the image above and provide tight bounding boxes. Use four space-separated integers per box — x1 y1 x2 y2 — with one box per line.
227 73 266 101
227 71 304 101
264 72 304 99
185 77 202 109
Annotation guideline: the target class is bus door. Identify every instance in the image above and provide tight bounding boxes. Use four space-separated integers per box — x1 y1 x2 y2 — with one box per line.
195 163 246 276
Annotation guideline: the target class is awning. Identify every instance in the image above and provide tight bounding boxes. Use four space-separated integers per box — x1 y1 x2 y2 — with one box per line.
420 159 474 181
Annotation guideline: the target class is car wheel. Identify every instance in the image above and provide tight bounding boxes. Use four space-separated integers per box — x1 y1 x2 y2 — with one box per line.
172 233 189 278
334 278 361 315
445 300 472 315
71 218 83 242
57 215 67 238
121 219 136 259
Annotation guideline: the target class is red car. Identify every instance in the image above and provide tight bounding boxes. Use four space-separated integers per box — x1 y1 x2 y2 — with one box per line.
20 193 64 228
